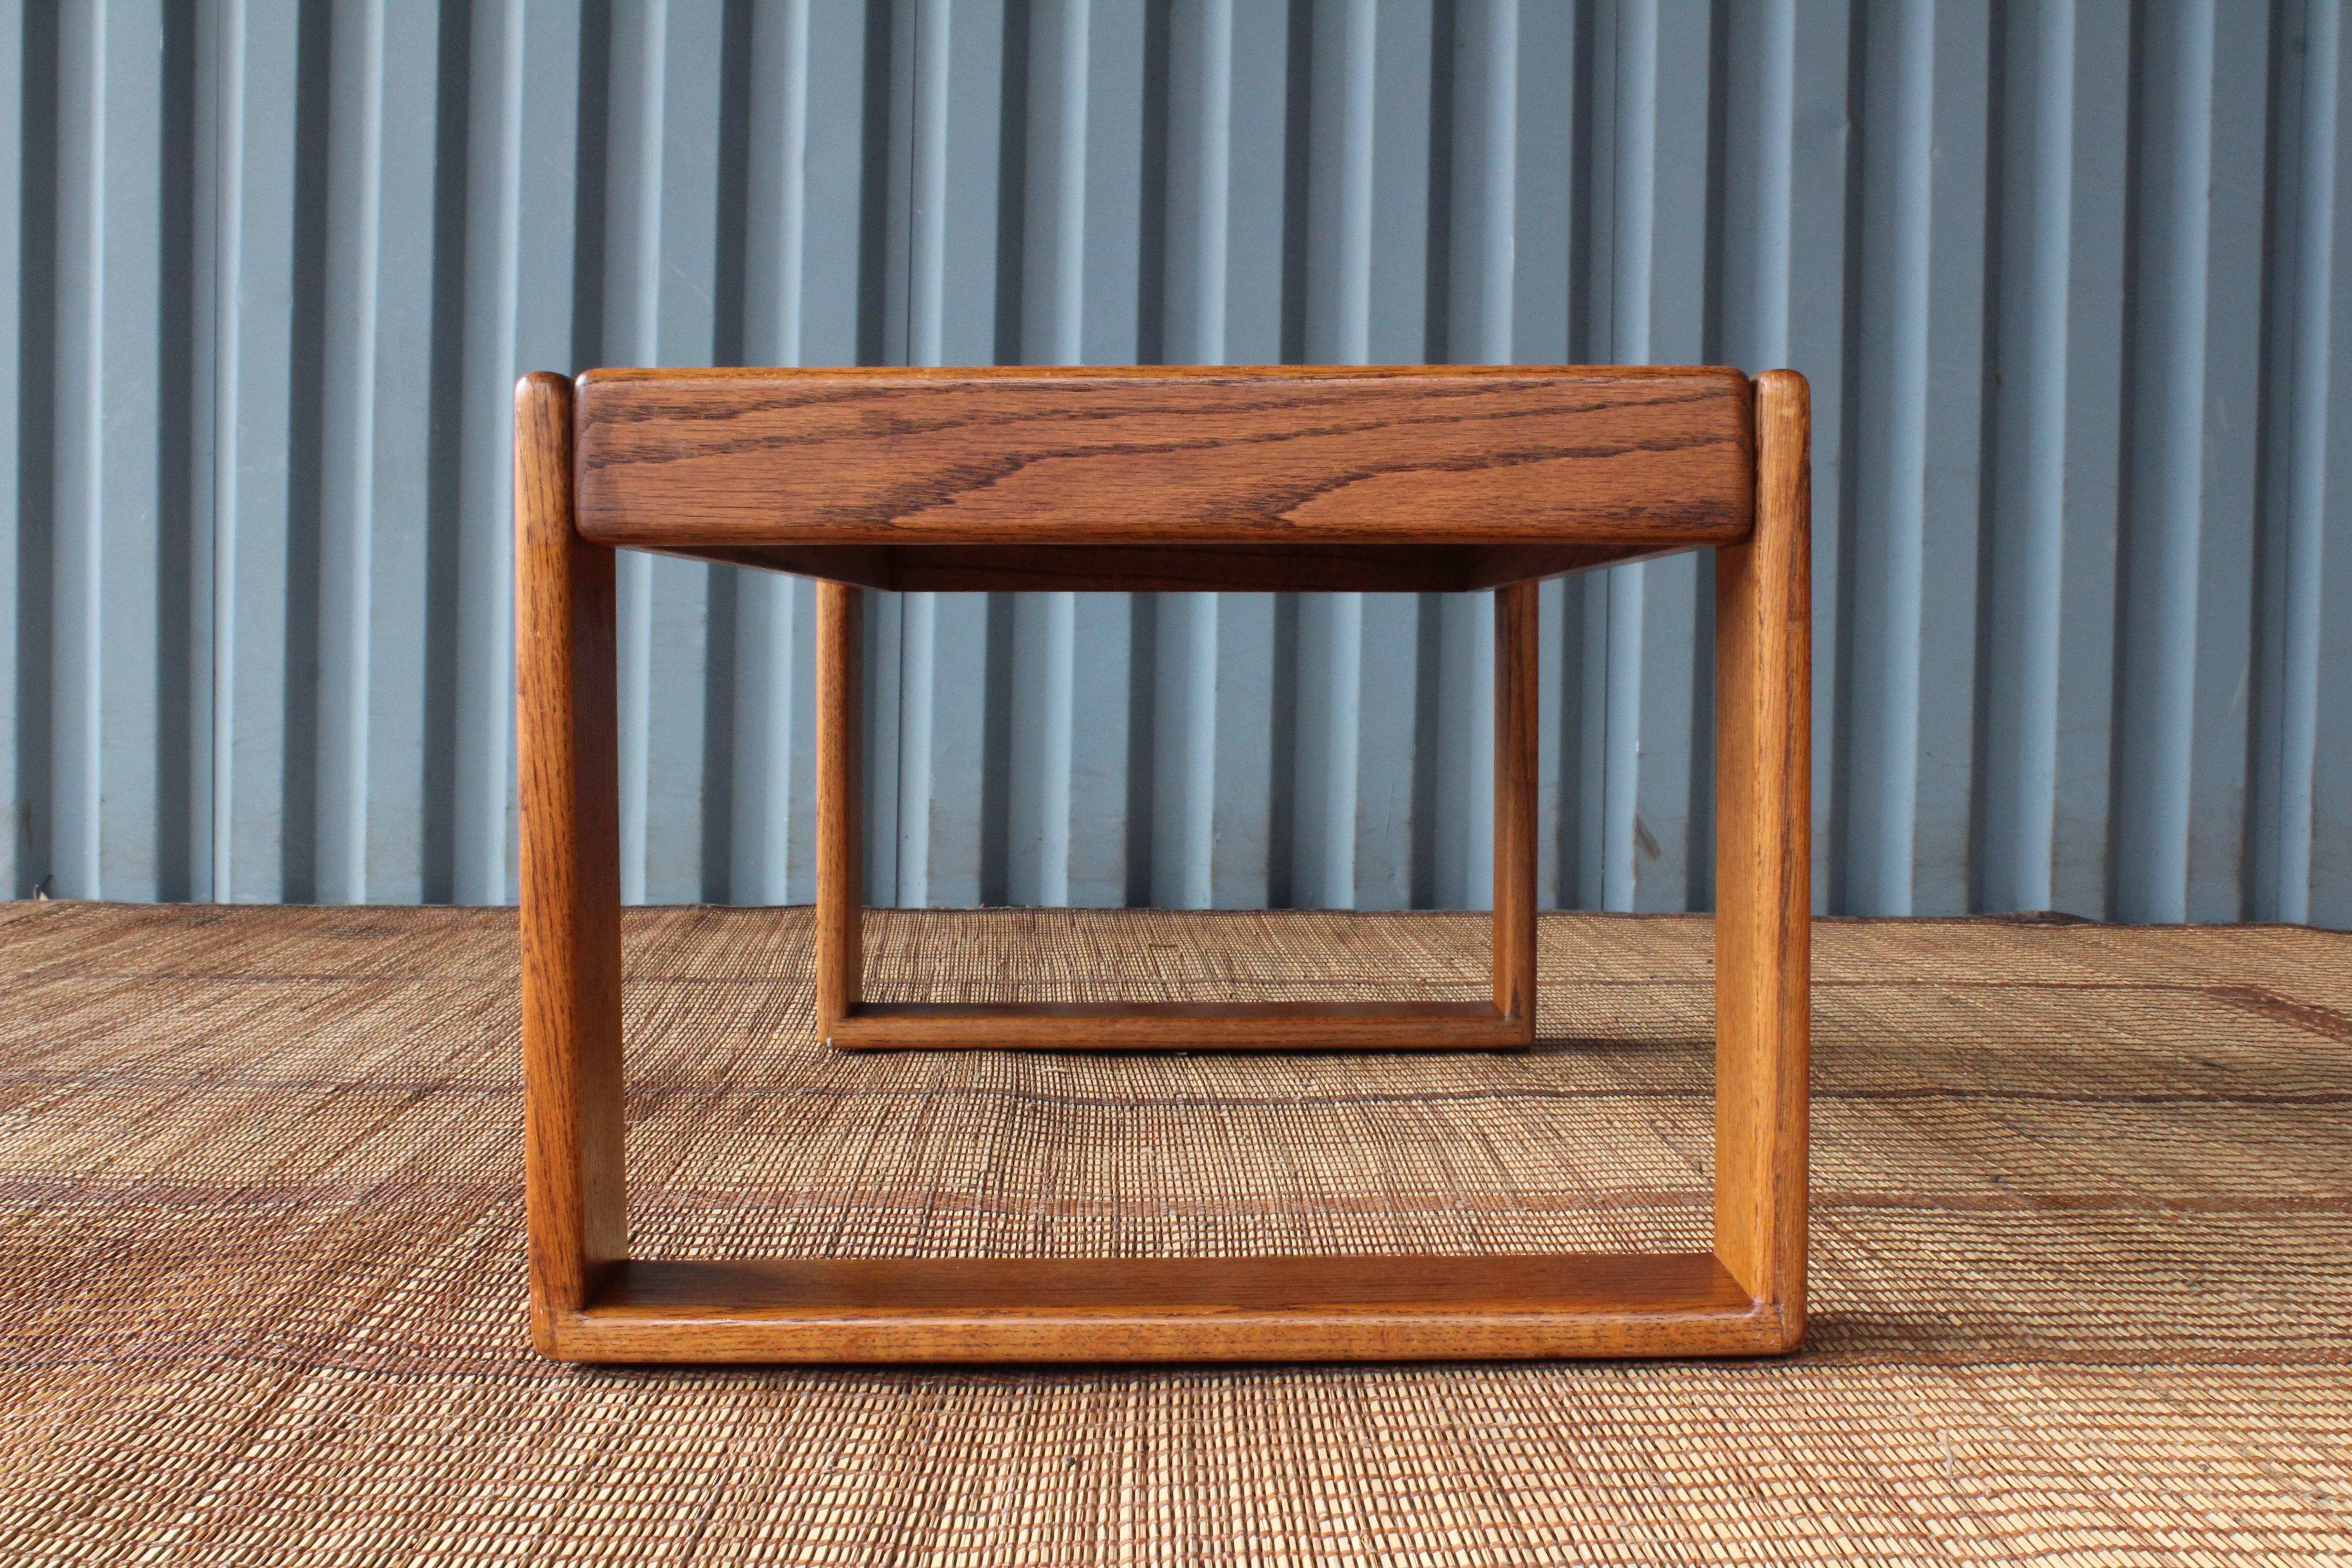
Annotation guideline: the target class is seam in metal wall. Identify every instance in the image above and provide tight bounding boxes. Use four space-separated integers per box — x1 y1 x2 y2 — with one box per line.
3 0 2347 924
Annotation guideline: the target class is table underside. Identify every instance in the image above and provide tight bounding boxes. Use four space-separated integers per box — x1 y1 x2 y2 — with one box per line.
624 538 1706 593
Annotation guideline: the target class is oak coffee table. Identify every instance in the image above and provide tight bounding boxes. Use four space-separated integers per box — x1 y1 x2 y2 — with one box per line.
515 364 1810 1363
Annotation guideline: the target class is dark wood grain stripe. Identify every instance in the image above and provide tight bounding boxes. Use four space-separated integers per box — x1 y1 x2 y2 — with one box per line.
2210 985 2352 1044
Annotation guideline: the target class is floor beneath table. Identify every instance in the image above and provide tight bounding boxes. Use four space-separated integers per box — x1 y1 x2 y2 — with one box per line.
0 902 2346 1564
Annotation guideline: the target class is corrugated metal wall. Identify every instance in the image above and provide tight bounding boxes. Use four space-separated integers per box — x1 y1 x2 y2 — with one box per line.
3 0 2347 923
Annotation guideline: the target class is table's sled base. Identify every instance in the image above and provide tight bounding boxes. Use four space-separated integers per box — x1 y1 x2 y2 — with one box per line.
512 367 1815 1365
542 1253 1796 1362
827 1000 1536 1051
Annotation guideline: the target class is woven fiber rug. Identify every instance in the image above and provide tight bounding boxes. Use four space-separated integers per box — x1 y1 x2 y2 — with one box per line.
1 902 2346 1565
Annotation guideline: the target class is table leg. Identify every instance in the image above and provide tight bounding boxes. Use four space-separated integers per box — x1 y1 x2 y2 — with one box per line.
1712 368 1812 1345
515 372 627 1355
1493 581 1539 1040
816 580 864 1041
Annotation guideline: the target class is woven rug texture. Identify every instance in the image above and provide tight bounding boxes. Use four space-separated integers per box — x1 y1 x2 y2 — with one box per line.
0 901 2347 1565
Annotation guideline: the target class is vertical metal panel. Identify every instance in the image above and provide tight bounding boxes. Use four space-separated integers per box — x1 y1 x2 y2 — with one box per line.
2115 0 2266 923
81 0 201 903
1293 0 1435 912
1007 0 1143 909
886 0 1006 910
1153 0 1294 912
0 0 2347 925
1596 0 1715 913
213 0 303 902
450 0 584 906
0 0 22 897
314 0 445 902
1717 0 1856 918
1848 0 1990 916
1981 0 2130 921
2288 0 2352 926
730 0 873 907
603 0 731 906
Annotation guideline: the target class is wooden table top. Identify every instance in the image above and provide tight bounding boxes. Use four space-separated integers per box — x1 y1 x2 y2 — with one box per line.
567 364 1758 593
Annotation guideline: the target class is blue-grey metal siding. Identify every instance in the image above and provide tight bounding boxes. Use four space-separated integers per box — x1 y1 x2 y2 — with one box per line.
3 0 2347 924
